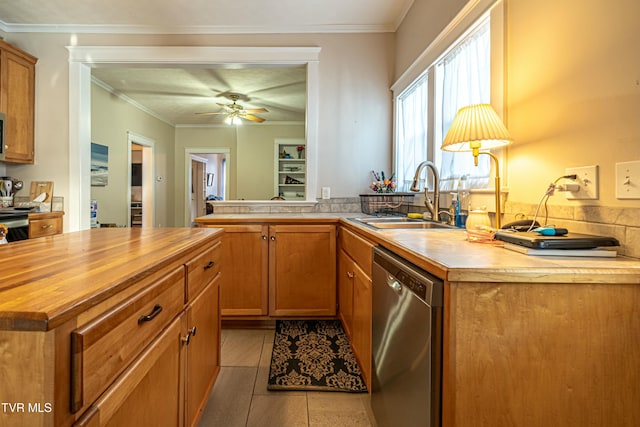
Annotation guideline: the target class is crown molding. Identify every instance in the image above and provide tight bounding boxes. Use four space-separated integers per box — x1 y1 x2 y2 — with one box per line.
0 21 395 34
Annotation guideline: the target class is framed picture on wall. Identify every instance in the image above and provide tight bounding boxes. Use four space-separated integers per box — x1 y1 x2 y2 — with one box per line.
91 142 109 186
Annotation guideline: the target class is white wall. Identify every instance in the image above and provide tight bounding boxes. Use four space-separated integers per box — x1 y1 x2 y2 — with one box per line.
2 31 394 228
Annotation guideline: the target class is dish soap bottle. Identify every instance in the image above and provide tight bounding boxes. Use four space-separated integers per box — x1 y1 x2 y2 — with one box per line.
455 175 469 227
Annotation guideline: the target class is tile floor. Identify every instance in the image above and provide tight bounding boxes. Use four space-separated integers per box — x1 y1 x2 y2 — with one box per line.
198 328 374 427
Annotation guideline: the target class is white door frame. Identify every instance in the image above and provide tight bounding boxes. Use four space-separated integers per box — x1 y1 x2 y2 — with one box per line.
184 147 230 227
67 46 320 231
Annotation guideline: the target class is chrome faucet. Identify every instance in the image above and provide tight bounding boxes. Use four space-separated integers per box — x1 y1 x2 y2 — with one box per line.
410 161 440 221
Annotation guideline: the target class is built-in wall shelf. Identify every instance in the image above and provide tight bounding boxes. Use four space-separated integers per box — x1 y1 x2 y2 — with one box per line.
274 139 306 200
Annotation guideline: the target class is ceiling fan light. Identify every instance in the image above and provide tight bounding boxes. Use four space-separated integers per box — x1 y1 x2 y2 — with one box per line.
224 116 232 125
232 116 242 125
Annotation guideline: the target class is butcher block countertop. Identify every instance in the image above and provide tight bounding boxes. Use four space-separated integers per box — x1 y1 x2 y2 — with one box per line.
0 227 222 331
196 213 640 284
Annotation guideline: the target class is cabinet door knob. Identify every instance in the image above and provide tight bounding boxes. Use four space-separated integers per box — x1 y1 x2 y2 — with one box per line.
270 236 276 241
181 331 192 345
346 271 354 279
190 326 197 337
204 260 215 270
262 235 267 240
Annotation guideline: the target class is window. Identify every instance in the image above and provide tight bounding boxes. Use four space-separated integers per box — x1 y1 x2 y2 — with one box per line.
393 2 504 195
435 18 491 191
396 74 429 192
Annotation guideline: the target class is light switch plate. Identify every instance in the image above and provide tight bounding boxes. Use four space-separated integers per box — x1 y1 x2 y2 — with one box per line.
565 165 599 200
616 160 640 199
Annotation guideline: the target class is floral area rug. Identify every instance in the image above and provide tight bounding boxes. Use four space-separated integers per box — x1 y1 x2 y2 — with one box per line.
267 319 367 392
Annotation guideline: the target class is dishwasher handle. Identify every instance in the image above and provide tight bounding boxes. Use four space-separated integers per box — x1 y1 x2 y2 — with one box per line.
386 274 403 293
373 247 443 306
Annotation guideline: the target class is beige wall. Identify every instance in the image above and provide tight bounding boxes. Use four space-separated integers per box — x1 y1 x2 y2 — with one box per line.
91 83 175 227
235 126 305 200
394 0 469 78
506 0 640 208
2 31 393 228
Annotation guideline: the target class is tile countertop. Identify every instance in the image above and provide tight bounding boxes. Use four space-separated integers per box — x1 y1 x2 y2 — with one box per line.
194 213 640 284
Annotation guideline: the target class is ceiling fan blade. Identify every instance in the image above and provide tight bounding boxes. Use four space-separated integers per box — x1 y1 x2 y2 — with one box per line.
195 111 227 115
243 108 269 114
242 114 266 123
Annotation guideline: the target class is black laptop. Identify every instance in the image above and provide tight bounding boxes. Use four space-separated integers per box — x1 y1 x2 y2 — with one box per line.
494 230 620 250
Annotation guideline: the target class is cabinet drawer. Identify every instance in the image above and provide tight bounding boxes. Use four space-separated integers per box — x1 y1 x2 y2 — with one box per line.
186 240 221 301
73 318 182 427
29 217 62 238
70 266 185 413
339 227 375 277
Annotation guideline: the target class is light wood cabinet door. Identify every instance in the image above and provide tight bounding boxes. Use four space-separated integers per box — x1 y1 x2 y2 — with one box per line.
351 261 372 390
269 224 336 316
219 224 269 316
184 274 221 427
338 249 354 337
0 41 37 164
73 318 183 427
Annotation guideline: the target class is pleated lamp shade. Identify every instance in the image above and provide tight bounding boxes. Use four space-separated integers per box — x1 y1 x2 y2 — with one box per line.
440 104 512 152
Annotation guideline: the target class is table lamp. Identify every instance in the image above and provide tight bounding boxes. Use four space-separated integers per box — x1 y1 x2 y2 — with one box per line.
440 104 512 229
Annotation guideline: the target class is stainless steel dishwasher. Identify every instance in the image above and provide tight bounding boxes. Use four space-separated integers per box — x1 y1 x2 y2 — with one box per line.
371 247 443 427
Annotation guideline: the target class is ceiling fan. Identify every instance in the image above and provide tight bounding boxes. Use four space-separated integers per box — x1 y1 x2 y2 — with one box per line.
196 94 269 124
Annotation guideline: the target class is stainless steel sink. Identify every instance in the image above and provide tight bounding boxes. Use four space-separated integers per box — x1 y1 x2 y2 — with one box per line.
349 217 456 230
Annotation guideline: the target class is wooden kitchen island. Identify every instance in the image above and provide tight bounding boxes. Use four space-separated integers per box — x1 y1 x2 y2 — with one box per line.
0 227 223 427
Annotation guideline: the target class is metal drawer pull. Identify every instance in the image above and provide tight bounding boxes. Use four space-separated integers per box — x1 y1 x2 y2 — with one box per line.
204 260 215 270
137 304 163 324
190 326 197 337
41 224 53 229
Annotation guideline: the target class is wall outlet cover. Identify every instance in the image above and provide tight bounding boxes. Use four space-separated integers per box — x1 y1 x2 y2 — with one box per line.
565 165 599 200
321 187 331 199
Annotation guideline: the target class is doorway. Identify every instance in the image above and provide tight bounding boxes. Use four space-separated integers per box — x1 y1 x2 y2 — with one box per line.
128 132 155 227
185 148 229 226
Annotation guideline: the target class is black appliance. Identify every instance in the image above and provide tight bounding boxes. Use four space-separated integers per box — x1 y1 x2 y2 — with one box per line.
495 230 620 249
0 209 30 241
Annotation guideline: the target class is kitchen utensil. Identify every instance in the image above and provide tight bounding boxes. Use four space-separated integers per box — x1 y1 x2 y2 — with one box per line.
0 177 11 196
12 180 23 191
